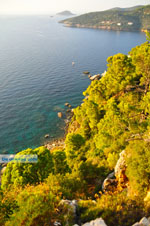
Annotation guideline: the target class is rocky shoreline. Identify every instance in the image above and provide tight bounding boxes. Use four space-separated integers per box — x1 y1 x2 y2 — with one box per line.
44 72 103 151
44 102 74 150
62 22 146 33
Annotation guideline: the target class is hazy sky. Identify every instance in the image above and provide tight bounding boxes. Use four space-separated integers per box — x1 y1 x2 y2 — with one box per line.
0 0 149 15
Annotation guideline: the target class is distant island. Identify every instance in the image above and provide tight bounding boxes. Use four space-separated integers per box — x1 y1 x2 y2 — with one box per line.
56 10 75 16
60 5 150 32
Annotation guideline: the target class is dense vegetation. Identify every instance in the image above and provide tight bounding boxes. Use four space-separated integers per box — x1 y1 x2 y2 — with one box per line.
1 35 150 226
60 5 150 32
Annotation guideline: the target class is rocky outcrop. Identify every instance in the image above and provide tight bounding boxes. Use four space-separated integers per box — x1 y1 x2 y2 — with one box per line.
102 171 117 192
102 150 128 192
114 150 128 189
45 139 65 150
132 217 150 226
54 222 61 226
82 218 107 226
58 200 78 225
56 200 108 226
90 74 101 81
73 218 107 226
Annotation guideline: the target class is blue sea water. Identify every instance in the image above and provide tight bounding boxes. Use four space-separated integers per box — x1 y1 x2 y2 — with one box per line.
0 15 146 154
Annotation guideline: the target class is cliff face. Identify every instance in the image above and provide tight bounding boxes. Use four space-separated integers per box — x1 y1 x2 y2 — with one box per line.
60 5 150 32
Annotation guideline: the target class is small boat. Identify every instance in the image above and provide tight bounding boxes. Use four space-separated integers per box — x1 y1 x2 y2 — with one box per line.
72 61 75 66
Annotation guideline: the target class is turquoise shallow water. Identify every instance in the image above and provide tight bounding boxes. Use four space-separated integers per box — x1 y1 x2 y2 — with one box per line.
0 15 146 154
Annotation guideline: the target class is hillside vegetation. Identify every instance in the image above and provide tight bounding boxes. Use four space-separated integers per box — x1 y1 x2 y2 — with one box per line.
0 35 150 226
60 5 150 32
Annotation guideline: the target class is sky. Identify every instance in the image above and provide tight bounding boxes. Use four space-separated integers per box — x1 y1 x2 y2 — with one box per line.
0 0 149 15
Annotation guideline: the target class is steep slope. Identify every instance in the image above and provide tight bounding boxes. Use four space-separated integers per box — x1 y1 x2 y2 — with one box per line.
1 38 150 226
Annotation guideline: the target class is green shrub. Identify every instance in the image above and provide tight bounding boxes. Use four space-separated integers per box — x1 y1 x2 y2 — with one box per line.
0 189 18 225
79 192 144 226
78 200 99 223
65 133 85 151
2 147 54 189
5 183 59 226
46 172 87 200
52 149 70 174
126 141 150 196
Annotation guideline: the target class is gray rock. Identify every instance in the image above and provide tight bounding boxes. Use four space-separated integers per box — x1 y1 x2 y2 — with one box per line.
102 171 116 192
82 218 107 226
132 217 150 226
59 200 78 225
139 217 150 226
114 150 128 187
72 200 78 206
107 171 115 179
115 150 126 177
54 221 61 226
90 74 101 81
102 178 117 192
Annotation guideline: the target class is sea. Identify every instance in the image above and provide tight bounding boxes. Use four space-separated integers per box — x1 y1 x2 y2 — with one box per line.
0 15 146 154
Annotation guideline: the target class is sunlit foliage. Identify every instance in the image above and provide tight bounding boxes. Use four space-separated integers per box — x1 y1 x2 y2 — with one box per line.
1 40 150 225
